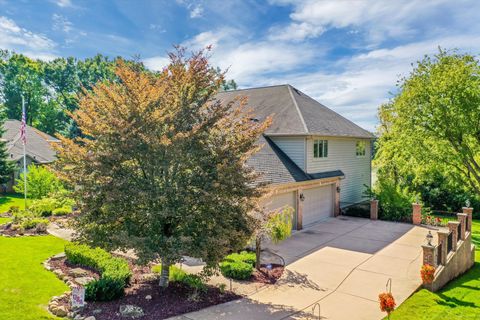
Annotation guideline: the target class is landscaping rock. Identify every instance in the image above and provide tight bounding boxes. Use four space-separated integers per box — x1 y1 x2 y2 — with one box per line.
50 305 68 317
52 252 67 259
141 273 157 281
84 316 96 320
70 268 89 277
74 276 95 286
145 295 152 300
119 305 144 318
53 269 65 279
92 309 102 314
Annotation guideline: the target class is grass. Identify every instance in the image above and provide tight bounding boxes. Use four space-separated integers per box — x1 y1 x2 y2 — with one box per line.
0 236 68 320
0 216 11 224
0 193 31 213
388 219 480 319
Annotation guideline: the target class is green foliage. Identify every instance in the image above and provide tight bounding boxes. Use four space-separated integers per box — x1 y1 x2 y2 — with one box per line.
0 118 15 184
224 251 256 267
8 205 19 214
266 207 293 244
219 260 253 280
375 49 480 213
64 243 131 301
20 218 48 230
368 178 417 221
152 265 206 292
14 165 63 199
29 197 57 217
52 207 71 216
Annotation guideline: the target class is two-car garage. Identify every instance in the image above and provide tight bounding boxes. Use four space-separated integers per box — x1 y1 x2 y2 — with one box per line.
265 182 336 230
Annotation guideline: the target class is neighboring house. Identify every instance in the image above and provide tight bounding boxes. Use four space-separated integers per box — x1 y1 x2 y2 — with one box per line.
2 119 59 192
217 85 374 230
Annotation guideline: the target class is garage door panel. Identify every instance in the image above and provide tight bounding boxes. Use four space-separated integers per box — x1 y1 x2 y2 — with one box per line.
302 184 334 226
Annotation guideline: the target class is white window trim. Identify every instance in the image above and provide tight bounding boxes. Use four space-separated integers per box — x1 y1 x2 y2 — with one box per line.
313 139 328 159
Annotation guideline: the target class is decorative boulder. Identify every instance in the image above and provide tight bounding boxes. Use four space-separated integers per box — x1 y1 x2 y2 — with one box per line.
119 305 144 318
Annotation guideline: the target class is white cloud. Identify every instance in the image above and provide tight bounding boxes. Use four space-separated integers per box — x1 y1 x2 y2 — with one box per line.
268 0 465 44
53 0 73 8
0 16 56 58
189 5 203 18
269 22 324 41
52 14 73 33
143 56 170 71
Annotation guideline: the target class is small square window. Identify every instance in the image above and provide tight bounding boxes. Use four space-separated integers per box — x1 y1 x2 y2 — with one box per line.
314 140 328 158
356 141 366 156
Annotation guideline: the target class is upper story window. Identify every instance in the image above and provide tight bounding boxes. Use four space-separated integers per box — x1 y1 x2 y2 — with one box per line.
356 141 366 157
313 139 328 158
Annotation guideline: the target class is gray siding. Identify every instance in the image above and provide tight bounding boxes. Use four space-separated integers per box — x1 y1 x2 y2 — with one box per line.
306 137 371 206
270 136 306 170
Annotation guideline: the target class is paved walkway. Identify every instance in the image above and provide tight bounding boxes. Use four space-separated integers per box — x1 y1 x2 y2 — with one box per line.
169 217 429 320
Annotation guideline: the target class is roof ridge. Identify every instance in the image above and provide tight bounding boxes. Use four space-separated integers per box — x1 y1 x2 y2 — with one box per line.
286 85 308 134
219 84 289 93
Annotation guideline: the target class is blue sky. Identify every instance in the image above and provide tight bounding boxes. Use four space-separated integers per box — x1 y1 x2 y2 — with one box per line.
1 0 480 131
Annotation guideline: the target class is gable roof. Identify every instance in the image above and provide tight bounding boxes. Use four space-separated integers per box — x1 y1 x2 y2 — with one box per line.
3 119 58 164
249 135 344 185
216 84 374 139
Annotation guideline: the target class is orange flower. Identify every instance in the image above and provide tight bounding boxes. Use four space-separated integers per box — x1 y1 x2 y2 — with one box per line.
420 264 435 284
379 292 396 314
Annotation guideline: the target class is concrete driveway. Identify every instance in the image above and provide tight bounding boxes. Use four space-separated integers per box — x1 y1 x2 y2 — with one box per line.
170 216 428 320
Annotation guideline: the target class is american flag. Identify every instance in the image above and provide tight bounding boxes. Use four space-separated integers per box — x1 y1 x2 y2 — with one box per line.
20 105 26 144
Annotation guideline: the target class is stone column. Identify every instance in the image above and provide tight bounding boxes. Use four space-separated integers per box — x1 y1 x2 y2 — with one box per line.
422 244 436 267
447 221 460 251
370 199 379 220
463 207 473 232
457 213 467 240
437 230 449 265
412 203 422 225
296 189 304 230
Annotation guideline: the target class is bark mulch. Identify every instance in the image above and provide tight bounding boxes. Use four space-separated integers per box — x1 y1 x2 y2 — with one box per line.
252 264 284 284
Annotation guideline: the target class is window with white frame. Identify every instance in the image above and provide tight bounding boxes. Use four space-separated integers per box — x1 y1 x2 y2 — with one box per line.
313 139 328 158
356 141 366 156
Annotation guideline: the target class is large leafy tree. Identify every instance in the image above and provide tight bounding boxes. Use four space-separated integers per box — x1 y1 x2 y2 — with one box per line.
54 48 270 287
0 117 15 185
375 49 480 204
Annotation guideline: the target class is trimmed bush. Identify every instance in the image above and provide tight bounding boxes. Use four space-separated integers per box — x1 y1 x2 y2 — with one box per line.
224 251 256 267
29 198 57 217
52 207 72 216
219 260 253 280
65 243 131 301
20 218 49 230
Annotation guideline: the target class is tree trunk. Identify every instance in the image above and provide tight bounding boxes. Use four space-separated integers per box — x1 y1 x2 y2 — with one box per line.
255 235 261 270
159 260 170 288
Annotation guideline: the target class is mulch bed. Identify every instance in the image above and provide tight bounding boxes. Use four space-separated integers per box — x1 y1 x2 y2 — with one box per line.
51 257 241 320
252 264 284 284
0 222 47 236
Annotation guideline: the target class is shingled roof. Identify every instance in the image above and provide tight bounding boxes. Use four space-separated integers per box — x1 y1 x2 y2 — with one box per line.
216 84 374 138
3 119 58 164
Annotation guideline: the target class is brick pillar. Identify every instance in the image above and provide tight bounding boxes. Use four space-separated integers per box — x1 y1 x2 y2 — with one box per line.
463 207 473 232
296 189 304 230
334 180 340 217
447 221 459 251
422 244 436 267
370 199 379 220
412 203 422 225
457 213 467 240
437 230 449 265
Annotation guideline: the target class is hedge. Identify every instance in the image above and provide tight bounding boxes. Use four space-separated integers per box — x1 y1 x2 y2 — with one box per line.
64 243 132 301
224 251 256 267
219 261 253 280
152 264 207 292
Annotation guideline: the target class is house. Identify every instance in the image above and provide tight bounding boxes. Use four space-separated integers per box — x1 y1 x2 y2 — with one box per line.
217 85 374 230
2 119 59 192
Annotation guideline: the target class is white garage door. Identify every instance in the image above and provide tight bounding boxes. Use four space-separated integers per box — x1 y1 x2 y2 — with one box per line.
265 191 297 229
302 184 334 226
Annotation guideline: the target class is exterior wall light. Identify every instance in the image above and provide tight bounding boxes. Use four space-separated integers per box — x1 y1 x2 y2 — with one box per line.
299 193 305 201
426 231 433 246
336 186 341 193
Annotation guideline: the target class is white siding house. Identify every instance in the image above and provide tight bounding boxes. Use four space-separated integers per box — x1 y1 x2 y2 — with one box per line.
217 84 374 229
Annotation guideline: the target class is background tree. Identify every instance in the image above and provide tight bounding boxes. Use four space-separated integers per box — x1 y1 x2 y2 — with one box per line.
375 49 480 213
54 48 271 288
14 164 64 199
0 117 15 185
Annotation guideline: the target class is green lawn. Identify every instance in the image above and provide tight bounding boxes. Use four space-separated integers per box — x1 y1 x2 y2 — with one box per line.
0 193 31 213
0 236 68 320
389 219 480 319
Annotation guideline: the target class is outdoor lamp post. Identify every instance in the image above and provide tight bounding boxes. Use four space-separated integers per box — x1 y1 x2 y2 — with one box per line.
426 231 433 246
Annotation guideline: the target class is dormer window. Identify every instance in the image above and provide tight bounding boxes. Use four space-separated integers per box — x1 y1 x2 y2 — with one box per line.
356 141 366 156
313 139 328 158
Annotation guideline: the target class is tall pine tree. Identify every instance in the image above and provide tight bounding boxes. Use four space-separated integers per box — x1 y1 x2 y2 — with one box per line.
0 117 15 185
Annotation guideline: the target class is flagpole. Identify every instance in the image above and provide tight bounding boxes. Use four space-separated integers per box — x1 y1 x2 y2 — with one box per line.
22 95 27 210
